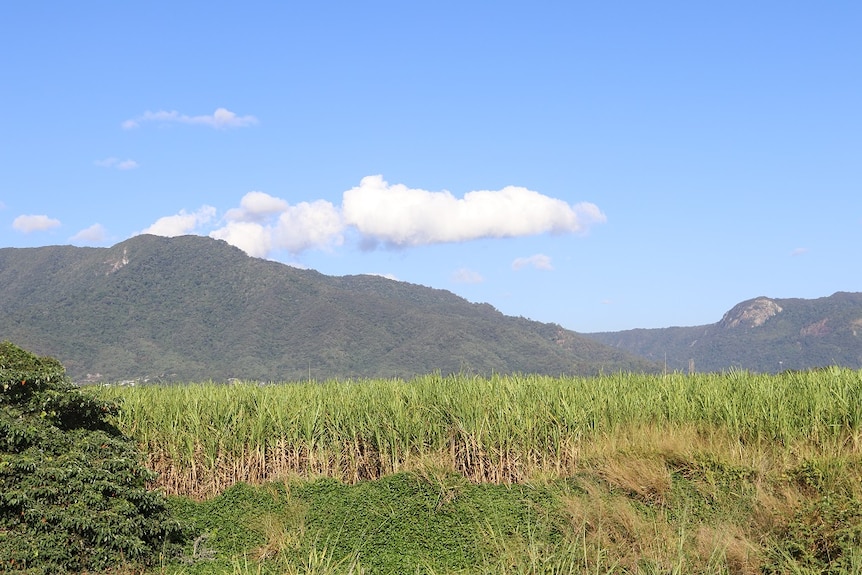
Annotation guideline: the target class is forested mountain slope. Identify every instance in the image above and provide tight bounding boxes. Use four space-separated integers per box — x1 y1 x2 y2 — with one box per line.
586 293 862 373
0 235 657 382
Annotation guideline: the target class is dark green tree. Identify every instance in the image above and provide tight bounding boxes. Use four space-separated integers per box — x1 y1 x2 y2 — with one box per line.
0 342 183 573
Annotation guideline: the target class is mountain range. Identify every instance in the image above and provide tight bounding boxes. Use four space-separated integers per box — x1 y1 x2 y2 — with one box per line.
0 234 656 382
2 235 859 382
585 292 862 373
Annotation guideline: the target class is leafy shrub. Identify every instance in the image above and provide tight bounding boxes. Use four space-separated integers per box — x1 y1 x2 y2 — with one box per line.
0 342 184 573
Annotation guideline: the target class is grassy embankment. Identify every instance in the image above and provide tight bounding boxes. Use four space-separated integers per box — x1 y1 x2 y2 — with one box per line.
95 369 862 574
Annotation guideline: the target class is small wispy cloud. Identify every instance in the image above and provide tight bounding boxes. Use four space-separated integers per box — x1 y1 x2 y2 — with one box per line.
95 157 139 170
70 223 108 244
12 214 61 233
790 247 809 257
512 254 553 271
122 107 258 130
451 267 484 284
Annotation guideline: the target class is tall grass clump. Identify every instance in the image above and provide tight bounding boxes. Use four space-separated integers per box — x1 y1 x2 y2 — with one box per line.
85 368 862 574
92 368 862 499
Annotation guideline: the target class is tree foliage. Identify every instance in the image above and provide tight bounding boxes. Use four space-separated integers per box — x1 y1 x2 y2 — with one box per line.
0 341 183 573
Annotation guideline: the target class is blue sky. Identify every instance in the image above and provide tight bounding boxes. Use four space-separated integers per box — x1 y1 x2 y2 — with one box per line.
2 2 860 332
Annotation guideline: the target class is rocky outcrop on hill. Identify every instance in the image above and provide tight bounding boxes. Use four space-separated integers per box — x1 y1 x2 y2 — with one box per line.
718 297 783 329
585 292 862 373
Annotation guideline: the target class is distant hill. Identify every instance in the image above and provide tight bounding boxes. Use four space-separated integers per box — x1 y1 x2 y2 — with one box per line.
0 235 657 382
585 293 862 373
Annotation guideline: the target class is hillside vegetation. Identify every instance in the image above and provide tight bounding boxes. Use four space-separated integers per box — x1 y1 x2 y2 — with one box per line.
3 235 858 379
91 369 862 574
586 292 862 373
0 235 656 382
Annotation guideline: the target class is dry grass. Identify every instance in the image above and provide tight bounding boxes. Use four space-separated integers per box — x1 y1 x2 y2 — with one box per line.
559 478 678 572
695 524 761 575
597 455 673 506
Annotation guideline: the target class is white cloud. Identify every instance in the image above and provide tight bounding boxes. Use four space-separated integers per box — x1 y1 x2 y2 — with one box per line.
12 214 61 233
70 223 108 244
142 175 602 260
223 191 290 223
141 206 216 237
790 247 809 256
209 221 273 258
210 192 343 257
342 175 606 246
122 107 258 129
512 254 553 271
95 157 139 170
273 200 344 254
452 267 484 284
